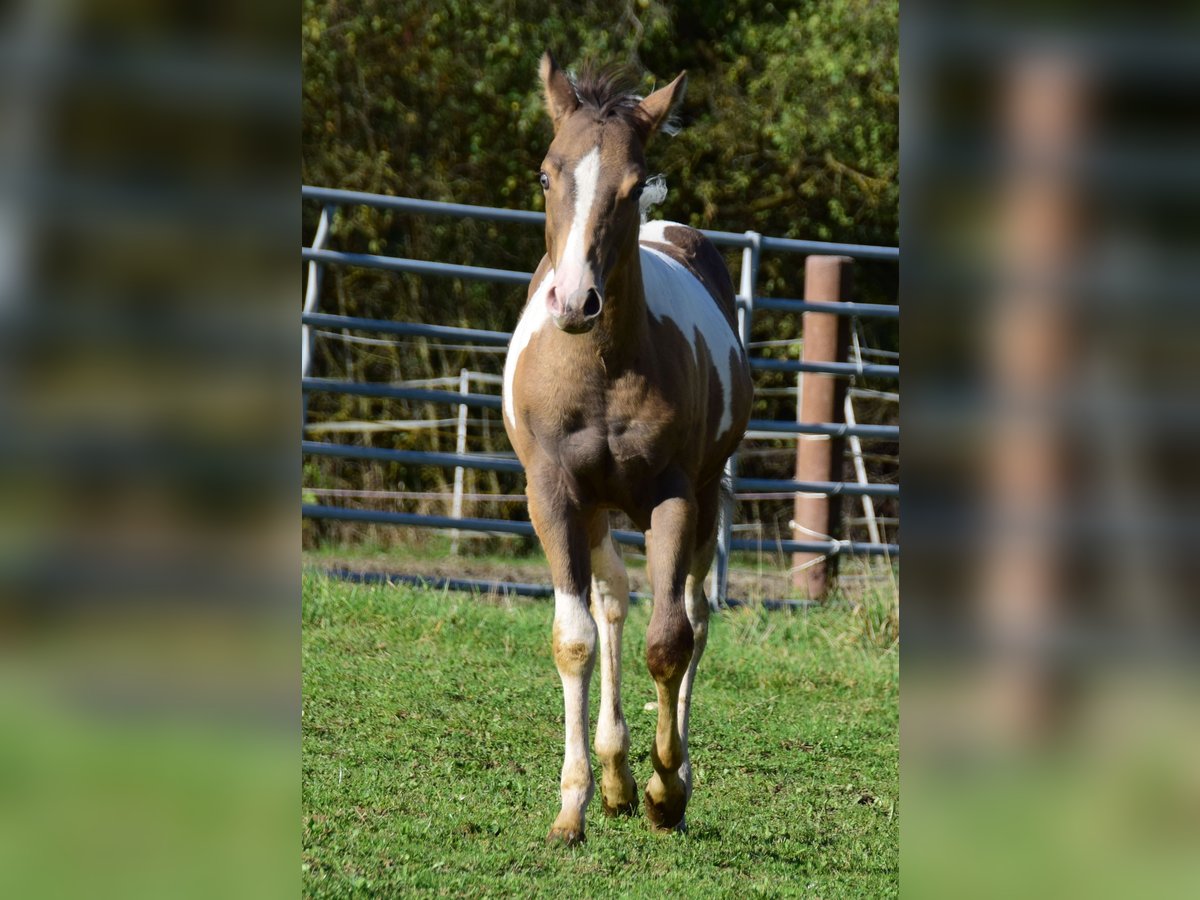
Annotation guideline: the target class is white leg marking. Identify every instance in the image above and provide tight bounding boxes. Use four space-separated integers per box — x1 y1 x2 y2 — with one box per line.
676 571 710 801
502 271 552 428
590 533 634 809
552 588 597 830
639 243 741 440
552 147 601 299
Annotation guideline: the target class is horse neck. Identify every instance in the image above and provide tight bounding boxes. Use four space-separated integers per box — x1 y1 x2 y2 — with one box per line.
590 238 647 368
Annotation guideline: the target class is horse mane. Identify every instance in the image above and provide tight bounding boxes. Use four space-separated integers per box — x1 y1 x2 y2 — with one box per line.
570 64 670 134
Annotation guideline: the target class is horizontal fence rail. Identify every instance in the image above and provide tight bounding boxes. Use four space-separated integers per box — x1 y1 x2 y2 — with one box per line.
755 297 900 318
303 441 898 497
302 186 900 603
304 504 645 546
304 504 892 558
303 379 899 441
303 378 504 411
302 185 548 226
301 185 900 260
302 312 512 345
749 357 900 378
303 440 523 474
302 247 533 285
746 419 900 440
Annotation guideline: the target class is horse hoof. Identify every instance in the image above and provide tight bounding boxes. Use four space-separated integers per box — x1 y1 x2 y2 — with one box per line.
602 795 638 817
546 826 586 847
644 790 687 832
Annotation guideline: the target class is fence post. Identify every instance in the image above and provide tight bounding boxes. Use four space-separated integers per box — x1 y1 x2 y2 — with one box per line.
792 255 853 599
450 367 469 555
302 205 335 425
979 56 1082 741
712 230 760 610
845 392 882 545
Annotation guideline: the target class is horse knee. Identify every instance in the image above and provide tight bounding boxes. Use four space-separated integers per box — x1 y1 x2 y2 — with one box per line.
552 595 597 677
591 541 629 624
683 575 710 639
645 608 693 684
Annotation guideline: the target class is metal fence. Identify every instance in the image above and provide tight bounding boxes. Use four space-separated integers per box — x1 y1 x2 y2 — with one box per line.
302 184 899 605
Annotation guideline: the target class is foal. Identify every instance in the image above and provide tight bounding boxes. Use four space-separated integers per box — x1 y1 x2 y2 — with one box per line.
502 53 751 845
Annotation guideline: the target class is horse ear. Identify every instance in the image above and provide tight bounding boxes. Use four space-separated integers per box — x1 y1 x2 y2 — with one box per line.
539 51 578 132
636 71 688 141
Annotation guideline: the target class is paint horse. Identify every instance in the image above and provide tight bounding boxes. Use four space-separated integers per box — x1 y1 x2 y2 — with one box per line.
502 53 751 845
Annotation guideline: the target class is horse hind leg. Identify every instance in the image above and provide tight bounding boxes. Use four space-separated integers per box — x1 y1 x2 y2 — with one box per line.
677 527 715 809
589 521 638 816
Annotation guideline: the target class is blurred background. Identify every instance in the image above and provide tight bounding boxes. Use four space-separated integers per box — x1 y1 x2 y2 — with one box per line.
904 3 1200 896
0 1 295 897
2 0 1198 895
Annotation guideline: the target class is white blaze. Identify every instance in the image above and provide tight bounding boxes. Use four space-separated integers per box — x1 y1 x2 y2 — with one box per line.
552 147 601 299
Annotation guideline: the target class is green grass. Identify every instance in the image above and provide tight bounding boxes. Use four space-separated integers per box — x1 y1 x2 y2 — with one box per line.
302 572 898 897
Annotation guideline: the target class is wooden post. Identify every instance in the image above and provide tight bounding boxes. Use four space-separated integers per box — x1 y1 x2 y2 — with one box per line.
980 56 1082 741
792 256 852 599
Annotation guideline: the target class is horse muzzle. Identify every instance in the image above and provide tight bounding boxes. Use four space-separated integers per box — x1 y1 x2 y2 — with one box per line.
548 286 603 334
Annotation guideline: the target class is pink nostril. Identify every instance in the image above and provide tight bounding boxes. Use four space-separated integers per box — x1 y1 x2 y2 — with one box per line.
546 287 561 316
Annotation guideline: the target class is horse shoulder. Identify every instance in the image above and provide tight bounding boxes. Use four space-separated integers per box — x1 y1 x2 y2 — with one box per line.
638 221 738 328
637 241 747 443
502 258 554 432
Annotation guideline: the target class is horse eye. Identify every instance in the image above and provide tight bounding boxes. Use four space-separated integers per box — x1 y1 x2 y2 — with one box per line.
539 171 550 190
633 183 645 198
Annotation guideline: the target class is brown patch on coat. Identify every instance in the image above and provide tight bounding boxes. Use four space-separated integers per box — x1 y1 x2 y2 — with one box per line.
645 602 693 684
550 615 596 677
554 639 594 674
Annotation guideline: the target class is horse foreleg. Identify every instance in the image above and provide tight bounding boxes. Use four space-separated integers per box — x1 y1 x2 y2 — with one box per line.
643 488 697 832
589 523 637 816
529 490 597 846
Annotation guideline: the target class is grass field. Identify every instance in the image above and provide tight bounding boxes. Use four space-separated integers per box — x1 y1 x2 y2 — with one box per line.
302 571 898 897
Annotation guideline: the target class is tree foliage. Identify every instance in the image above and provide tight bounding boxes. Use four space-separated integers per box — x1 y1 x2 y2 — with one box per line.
302 0 897 292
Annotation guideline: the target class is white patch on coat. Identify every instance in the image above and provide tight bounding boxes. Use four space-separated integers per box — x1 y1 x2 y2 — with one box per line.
552 147 601 299
502 270 552 428
637 218 675 246
638 238 740 440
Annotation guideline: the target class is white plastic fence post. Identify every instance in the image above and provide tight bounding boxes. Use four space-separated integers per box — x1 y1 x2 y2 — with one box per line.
845 392 882 545
711 231 760 610
302 205 334 425
450 367 469 555
302 205 334 378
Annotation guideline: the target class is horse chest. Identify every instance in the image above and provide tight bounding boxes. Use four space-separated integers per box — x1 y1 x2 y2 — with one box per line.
603 405 675 469
533 402 673 479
